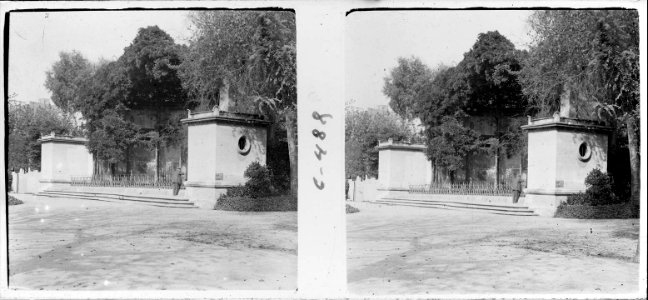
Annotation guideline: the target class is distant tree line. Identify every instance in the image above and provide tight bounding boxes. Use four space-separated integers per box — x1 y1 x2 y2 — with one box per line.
345 103 422 179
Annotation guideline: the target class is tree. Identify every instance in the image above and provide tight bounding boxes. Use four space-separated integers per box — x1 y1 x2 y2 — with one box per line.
119 26 187 110
180 11 298 195
87 110 140 175
7 98 80 171
44 51 94 114
455 31 528 185
345 103 420 179
425 116 481 183
55 27 189 176
382 57 436 121
520 10 640 209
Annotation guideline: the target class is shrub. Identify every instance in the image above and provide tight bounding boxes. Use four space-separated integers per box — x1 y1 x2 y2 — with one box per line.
243 162 273 198
346 203 359 214
566 169 621 206
215 194 297 211
8 195 24 206
225 185 249 197
584 169 619 206
555 202 637 219
566 192 588 205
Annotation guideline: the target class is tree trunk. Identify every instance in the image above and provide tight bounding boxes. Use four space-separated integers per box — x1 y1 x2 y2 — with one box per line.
154 143 159 181
465 153 471 184
285 107 298 196
626 115 640 263
494 150 500 187
126 146 131 175
431 161 436 185
626 115 640 208
218 78 231 112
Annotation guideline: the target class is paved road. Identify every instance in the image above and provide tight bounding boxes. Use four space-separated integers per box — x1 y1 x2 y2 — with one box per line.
347 202 640 295
8 194 297 290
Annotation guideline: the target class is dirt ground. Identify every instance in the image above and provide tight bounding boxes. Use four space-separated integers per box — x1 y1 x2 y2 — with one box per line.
8 194 297 290
347 202 640 295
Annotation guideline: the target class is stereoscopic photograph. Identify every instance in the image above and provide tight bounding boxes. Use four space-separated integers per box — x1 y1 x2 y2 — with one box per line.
6 9 297 290
345 9 641 295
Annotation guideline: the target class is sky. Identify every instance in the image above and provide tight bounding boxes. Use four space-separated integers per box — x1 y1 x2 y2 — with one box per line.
8 10 193 103
346 10 534 108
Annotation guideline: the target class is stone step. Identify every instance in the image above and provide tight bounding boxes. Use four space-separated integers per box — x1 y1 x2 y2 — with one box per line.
38 191 198 209
376 198 537 216
384 197 532 210
43 190 190 202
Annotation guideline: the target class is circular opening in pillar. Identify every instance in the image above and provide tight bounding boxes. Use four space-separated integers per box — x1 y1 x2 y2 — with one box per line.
237 135 251 155
578 142 592 162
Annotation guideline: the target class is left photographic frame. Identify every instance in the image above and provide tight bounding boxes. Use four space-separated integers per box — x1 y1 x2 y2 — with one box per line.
4 8 297 291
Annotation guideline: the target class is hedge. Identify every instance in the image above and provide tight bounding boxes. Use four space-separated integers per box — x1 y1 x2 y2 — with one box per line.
214 194 297 212
555 202 637 219
8 195 24 206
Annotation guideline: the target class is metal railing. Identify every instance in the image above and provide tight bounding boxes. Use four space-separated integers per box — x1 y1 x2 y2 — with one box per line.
409 182 514 196
70 174 179 189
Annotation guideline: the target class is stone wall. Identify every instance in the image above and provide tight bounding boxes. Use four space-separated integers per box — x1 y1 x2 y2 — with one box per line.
11 169 41 194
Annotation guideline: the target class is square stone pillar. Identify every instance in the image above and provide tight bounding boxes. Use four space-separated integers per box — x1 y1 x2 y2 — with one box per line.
38 133 94 191
181 109 270 209
522 116 610 216
377 139 431 195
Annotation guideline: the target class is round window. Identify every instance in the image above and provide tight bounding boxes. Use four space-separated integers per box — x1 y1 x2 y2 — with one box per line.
577 142 592 162
237 135 251 155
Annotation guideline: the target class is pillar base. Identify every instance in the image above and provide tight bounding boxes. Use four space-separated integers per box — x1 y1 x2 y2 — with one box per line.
185 181 232 209
524 188 582 217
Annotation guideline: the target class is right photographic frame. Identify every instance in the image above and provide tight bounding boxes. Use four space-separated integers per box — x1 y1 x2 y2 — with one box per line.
345 9 641 295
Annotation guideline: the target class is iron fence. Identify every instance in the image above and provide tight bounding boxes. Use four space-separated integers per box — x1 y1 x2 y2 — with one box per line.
409 182 514 196
70 174 179 189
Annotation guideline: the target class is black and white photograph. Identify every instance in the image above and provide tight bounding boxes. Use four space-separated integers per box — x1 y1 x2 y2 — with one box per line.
345 9 642 295
5 8 297 290
2 1 646 299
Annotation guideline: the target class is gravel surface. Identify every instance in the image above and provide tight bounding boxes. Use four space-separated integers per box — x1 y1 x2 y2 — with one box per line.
8 194 296 290
347 201 640 295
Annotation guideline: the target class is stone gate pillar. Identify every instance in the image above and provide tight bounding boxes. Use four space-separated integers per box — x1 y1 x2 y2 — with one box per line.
181 109 270 209
521 115 611 216
377 139 432 198
38 133 94 191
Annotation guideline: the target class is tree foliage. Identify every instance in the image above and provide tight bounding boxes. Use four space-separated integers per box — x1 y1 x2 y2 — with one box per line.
44 51 94 114
46 27 189 172
425 116 481 175
345 104 421 179
180 11 296 111
180 10 298 195
457 31 527 118
520 10 640 207
119 26 187 110
7 99 80 171
520 10 639 118
383 32 527 184
382 57 435 120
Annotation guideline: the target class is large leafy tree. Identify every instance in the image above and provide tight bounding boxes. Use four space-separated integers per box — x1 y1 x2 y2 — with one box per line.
47 27 188 176
382 57 435 120
345 103 420 179
520 10 640 211
44 51 94 114
180 11 297 195
455 31 527 185
383 32 527 185
119 26 187 110
425 116 481 183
